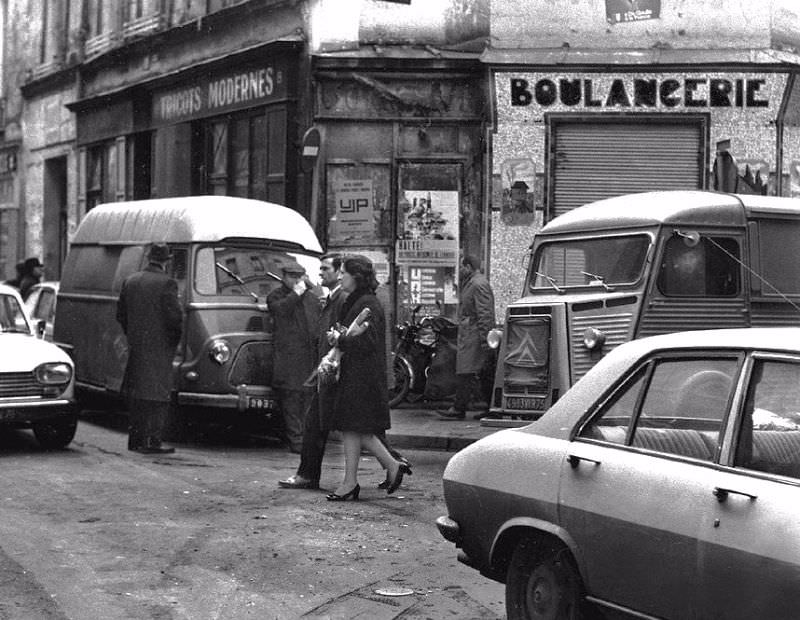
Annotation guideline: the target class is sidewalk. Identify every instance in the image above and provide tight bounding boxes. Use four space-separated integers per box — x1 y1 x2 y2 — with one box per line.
383 402 518 452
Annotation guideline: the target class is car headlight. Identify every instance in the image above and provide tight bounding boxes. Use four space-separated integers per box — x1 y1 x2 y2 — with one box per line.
35 362 73 385
209 340 231 365
583 327 606 350
487 328 503 350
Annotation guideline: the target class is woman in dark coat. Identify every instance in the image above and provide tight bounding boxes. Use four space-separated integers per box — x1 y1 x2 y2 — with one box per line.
324 255 410 500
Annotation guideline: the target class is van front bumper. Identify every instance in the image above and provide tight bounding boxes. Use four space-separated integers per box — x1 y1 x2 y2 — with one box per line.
177 385 277 412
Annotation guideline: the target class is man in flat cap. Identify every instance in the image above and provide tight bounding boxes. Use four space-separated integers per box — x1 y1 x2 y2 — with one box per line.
267 259 321 453
116 242 183 454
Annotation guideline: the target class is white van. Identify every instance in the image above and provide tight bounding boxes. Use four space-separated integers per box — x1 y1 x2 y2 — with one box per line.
54 196 322 434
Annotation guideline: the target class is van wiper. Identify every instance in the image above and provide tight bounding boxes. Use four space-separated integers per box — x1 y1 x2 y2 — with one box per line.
581 270 614 291
535 271 564 294
215 262 258 302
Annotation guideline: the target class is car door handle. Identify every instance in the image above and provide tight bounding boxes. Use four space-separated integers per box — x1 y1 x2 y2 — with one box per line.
567 454 601 469
712 486 758 502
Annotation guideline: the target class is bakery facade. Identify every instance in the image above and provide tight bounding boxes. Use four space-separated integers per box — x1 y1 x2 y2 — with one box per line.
488 65 800 313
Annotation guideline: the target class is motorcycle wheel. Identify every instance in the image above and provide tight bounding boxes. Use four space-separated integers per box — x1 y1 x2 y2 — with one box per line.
388 356 411 408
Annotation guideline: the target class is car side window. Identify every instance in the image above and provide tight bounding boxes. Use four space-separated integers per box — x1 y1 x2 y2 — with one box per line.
582 357 737 461
580 367 647 444
735 359 800 479
34 289 56 321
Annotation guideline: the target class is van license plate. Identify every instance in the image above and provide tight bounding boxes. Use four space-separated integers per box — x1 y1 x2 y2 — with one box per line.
506 396 546 411
248 397 276 410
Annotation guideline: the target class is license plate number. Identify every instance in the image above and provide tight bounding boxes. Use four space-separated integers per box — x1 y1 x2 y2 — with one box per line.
248 397 276 410
506 396 546 411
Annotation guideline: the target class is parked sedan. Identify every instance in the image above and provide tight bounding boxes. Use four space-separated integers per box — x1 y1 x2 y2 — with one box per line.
0 283 77 449
24 280 58 341
437 328 800 620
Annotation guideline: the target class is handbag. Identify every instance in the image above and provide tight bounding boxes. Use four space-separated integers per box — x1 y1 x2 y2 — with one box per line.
315 306 372 388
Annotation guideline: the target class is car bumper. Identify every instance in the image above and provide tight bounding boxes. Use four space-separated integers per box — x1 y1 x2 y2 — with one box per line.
177 385 277 412
0 400 77 424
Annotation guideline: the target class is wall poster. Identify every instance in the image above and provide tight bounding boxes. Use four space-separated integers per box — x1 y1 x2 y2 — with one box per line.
396 189 459 318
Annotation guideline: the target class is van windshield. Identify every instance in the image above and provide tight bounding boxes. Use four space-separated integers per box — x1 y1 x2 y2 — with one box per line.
194 246 320 299
530 234 650 291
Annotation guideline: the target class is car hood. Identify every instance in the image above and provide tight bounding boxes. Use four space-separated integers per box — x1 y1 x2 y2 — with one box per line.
0 334 72 371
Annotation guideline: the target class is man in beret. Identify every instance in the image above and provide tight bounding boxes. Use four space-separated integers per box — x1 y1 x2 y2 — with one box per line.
267 259 322 453
116 242 183 454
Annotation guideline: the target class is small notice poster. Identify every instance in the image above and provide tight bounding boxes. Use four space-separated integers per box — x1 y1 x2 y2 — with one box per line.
332 178 374 237
606 0 660 23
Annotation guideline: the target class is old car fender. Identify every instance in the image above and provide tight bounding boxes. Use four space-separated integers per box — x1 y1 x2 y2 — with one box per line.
490 516 585 577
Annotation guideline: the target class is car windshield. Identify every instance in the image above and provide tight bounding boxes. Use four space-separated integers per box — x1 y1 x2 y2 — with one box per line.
0 293 31 333
194 245 320 299
530 234 651 291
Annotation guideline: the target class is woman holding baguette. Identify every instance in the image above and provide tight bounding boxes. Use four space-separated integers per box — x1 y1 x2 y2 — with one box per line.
323 255 410 501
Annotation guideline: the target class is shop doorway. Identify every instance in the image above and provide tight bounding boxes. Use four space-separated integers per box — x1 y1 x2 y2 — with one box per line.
43 156 68 278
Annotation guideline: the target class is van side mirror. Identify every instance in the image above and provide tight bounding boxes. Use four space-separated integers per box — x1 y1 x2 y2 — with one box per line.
674 229 701 248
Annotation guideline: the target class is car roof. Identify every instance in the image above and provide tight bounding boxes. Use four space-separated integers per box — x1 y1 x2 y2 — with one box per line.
70 196 323 253
531 327 800 437
539 191 800 235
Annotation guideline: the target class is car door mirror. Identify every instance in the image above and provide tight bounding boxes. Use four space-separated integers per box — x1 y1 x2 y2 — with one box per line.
36 319 46 339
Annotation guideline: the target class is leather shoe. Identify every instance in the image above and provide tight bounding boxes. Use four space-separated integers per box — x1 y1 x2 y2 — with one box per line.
278 475 319 490
136 446 175 454
437 408 466 420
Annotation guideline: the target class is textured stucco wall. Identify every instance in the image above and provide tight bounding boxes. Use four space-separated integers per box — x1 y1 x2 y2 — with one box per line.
491 0 785 50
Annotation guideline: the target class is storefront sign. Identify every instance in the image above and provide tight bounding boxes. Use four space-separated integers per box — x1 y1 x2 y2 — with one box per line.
332 179 374 237
510 76 770 109
152 60 288 126
606 0 660 23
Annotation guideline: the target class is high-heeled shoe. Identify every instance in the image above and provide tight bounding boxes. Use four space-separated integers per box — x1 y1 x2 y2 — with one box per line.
378 458 412 489
386 463 412 495
326 484 360 501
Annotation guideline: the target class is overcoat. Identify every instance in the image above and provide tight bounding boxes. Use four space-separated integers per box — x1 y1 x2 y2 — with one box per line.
267 284 321 390
456 271 496 374
324 289 390 433
116 264 183 402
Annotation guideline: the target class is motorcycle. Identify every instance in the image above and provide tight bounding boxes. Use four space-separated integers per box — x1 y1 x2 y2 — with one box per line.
388 305 459 407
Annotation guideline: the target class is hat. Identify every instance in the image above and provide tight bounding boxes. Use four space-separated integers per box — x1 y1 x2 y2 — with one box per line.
23 257 43 271
147 243 173 263
281 259 305 275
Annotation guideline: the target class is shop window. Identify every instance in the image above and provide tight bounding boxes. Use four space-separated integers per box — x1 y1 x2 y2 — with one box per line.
85 142 120 210
203 109 285 202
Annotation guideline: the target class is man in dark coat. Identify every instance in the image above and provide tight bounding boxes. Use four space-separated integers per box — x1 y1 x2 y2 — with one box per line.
267 259 321 453
116 243 183 454
438 254 496 420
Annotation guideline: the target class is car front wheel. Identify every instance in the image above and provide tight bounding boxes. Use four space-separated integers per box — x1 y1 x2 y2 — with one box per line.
33 416 78 450
506 538 583 620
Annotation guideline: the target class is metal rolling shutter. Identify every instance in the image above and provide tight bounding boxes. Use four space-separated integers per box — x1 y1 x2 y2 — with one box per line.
552 121 703 218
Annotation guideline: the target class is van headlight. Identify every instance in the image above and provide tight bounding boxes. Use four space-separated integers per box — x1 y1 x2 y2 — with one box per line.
35 362 73 385
487 328 503 350
209 340 231 365
583 327 606 351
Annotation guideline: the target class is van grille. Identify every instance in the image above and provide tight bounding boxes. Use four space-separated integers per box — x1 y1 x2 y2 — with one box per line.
228 342 273 387
0 372 44 398
570 312 634 382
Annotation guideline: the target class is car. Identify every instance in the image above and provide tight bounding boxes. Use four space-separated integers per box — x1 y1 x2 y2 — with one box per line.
0 283 77 449
437 327 800 620
24 280 58 341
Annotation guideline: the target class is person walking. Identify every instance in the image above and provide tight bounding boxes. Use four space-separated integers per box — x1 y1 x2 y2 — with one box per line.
267 259 321 453
18 257 44 300
279 254 410 491
323 255 410 501
116 243 183 454
438 254 496 420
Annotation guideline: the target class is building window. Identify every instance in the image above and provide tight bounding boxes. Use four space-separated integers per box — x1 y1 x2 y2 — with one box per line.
87 0 116 37
86 142 117 210
201 109 286 202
